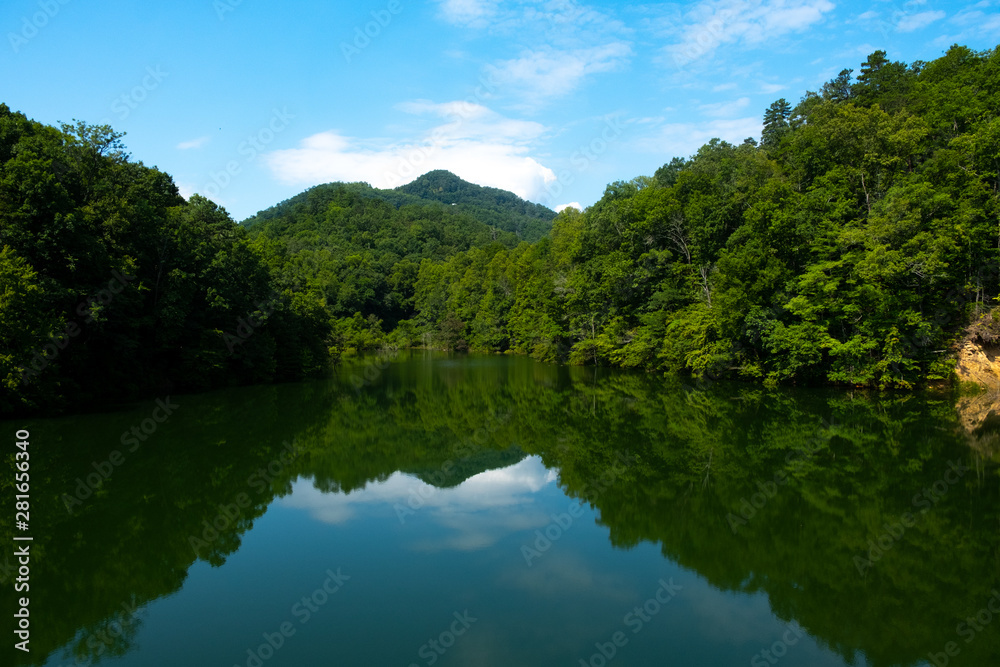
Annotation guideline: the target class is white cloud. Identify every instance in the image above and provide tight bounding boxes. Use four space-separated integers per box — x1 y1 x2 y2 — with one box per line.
266 102 557 202
437 0 499 28
498 552 637 603
437 0 627 38
279 456 560 552
638 116 764 159
555 202 582 212
698 96 751 118
177 136 210 150
942 3 1000 42
712 82 738 92
486 42 633 105
663 0 836 67
435 0 632 104
897 10 946 32
176 182 196 199
760 82 786 94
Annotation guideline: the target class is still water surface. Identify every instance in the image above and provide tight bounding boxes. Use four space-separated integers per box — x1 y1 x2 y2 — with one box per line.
5 353 999 666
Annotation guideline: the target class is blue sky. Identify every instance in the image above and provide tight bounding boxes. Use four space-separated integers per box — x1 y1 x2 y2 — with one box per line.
2 0 998 220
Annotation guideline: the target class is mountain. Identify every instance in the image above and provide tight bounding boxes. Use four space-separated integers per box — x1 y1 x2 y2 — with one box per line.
242 170 556 243
396 170 557 242
238 173 561 336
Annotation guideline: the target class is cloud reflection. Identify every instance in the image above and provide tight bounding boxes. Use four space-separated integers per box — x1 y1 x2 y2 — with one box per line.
279 456 559 551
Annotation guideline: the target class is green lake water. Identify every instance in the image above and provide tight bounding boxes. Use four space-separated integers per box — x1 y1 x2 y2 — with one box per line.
2 353 999 666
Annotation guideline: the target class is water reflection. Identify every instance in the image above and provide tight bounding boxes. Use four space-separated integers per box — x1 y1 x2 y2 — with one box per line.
281 456 555 551
2 353 997 666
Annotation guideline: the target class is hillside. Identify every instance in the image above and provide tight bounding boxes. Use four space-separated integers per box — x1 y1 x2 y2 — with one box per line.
238 173 555 337
391 45 1000 388
396 170 556 242
0 107 330 415
242 171 555 242
5 44 1000 416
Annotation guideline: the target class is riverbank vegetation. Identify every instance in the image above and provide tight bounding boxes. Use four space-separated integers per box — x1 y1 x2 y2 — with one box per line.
3 44 1000 414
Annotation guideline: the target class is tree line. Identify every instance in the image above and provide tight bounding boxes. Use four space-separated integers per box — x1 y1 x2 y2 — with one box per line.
4 44 1000 414
365 45 1000 389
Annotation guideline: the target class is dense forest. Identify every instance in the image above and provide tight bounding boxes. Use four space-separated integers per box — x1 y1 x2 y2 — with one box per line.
248 44 1000 389
373 44 1000 389
4 44 1000 414
0 112 553 414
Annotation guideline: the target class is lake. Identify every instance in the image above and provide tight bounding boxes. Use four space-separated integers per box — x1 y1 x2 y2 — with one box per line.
4 353 999 666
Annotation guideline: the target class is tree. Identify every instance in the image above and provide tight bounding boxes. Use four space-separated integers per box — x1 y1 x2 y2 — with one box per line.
761 98 792 148
821 69 854 102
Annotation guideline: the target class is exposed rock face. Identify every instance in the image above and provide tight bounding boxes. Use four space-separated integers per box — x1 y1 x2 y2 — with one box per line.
952 340 1000 460
953 340 1000 391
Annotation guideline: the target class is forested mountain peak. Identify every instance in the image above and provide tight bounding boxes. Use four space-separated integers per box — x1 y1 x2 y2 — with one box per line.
396 169 556 221
242 170 555 242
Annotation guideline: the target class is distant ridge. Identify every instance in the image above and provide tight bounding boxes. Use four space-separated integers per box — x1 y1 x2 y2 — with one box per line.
242 170 556 242
397 170 557 235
